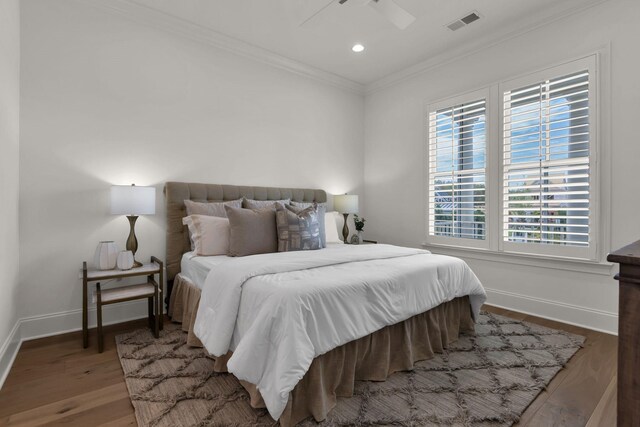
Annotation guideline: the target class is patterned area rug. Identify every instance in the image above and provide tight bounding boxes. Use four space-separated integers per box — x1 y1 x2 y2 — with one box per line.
116 312 585 427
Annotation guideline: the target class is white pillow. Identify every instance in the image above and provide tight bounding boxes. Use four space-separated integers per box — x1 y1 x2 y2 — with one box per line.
182 215 230 256
324 211 343 244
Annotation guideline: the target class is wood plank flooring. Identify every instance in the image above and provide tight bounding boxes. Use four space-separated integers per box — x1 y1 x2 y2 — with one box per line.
0 307 617 426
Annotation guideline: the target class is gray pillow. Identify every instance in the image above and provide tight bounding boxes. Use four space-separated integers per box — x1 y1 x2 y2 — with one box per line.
225 205 278 257
290 202 326 247
185 199 242 217
275 203 322 252
243 198 291 210
290 201 327 209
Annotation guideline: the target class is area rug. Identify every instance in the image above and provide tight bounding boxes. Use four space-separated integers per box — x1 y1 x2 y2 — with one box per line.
116 312 585 427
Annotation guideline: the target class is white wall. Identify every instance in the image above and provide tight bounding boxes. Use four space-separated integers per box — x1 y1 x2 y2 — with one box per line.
364 0 640 333
0 0 21 356
18 0 364 324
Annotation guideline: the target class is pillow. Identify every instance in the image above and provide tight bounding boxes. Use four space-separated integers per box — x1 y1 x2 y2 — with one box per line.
243 198 291 210
184 199 242 217
184 199 242 250
288 203 326 248
225 205 278 257
182 215 230 256
325 211 343 244
275 203 322 252
291 201 327 209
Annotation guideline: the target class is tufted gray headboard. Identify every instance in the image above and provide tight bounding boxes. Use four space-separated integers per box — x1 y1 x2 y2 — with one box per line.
163 181 327 284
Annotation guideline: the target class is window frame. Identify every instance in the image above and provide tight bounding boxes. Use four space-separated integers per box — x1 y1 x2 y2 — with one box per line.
498 55 598 261
424 54 601 262
425 87 493 250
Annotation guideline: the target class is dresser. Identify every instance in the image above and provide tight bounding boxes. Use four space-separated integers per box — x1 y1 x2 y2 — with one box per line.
607 240 640 426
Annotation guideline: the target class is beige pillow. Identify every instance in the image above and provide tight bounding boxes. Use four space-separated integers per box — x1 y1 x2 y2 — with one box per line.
184 199 242 217
242 198 291 210
276 204 322 252
225 206 278 257
183 199 241 250
182 215 230 256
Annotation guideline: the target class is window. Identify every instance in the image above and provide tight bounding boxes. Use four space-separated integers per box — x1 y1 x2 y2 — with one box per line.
427 90 489 249
426 56 598 260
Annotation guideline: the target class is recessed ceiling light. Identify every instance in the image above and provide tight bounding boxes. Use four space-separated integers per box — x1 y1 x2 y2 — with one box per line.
352 44 365 53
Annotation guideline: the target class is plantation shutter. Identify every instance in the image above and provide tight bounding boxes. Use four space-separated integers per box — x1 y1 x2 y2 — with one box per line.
428 98 486 241
502 69 591 249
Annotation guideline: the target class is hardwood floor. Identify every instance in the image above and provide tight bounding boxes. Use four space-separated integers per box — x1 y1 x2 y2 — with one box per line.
0 308 617 426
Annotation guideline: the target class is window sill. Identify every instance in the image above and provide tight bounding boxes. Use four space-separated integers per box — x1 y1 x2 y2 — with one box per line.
420 242 614 276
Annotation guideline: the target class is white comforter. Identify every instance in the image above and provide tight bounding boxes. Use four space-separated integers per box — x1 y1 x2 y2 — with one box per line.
193 244 486 420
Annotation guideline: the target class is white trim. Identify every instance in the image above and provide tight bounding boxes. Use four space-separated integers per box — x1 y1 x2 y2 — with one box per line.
484 287 617 335
79 0 365 95
365 0 609 94
422 49 612 264
498 55 599 261
0 299 151 389
424 88 491 250
421 242 614 276
0 321 21 390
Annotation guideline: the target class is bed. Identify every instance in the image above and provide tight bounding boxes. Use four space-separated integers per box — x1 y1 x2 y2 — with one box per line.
164 181 487 426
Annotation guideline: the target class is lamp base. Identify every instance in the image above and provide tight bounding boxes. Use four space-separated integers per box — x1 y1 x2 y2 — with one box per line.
342 213 350 244
126 215 143 267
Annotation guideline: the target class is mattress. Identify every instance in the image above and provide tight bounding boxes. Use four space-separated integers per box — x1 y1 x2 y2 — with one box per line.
179 252 232 289
179 243 345 289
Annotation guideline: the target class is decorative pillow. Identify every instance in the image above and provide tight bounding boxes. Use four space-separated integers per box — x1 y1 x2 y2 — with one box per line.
184 199 242 217
289 203 326 247
183 199 241 250
242 198 291 210
291 201 327 209
225 205 278 257
182 215 230 256
325 211 343 244
275 203 322 252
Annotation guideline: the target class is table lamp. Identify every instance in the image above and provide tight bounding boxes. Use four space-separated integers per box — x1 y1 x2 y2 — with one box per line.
334 194 359 244
110 184 156 267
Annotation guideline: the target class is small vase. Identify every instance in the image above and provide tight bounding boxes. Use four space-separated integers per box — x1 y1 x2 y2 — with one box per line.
116 250 135 270
94 241 118 270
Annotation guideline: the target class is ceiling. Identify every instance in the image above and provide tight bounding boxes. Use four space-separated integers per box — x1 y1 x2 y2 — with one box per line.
127 0 601 85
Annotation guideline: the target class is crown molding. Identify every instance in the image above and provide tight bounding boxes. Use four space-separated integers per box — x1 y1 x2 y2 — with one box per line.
365 0 610 95
80 0 365 95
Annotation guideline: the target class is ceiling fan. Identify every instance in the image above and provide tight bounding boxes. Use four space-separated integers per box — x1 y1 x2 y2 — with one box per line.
302 0 416 30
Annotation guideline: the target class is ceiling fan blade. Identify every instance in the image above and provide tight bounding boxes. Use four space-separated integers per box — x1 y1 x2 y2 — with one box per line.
369 0 415 29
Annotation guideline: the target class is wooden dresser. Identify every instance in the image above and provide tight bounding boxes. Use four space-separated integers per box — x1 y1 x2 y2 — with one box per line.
607 240 640 426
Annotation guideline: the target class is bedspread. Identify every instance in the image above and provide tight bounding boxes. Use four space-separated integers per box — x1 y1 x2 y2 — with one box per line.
193 244 486 420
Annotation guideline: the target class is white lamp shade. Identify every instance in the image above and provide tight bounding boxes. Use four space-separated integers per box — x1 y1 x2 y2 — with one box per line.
334 194 359 214
110 185 156 215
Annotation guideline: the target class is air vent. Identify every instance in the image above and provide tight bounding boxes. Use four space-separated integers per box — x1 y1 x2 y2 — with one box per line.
446 11 481 31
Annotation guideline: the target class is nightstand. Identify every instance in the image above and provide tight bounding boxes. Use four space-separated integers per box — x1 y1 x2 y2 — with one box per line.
82 256 163 352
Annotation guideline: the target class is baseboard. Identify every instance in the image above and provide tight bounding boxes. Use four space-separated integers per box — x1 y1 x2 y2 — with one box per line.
0 321 21 389
485 287 618 335
19 299 150 341
0 299 151 389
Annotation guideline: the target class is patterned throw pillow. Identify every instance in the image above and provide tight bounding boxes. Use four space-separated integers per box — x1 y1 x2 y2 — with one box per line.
275 203 322 252
291 202 326 247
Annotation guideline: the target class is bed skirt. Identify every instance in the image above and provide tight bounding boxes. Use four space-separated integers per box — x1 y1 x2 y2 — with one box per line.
168 273 474 427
